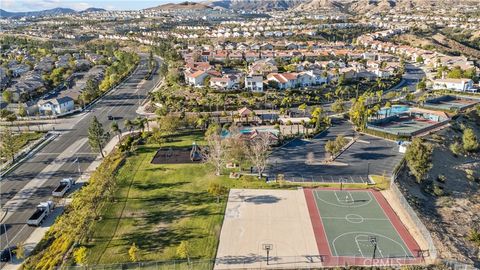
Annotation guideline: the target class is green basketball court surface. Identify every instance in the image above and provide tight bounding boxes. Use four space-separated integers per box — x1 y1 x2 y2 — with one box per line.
304 188 423 266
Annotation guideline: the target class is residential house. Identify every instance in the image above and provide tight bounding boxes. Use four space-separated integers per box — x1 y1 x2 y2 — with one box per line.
266 73 298 90
249 59 278 75
432 78 475 92
38 96 75 115
185 70 209 87
245 75 264 92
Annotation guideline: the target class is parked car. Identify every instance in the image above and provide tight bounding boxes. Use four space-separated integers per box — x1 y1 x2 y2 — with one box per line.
0 246 17 262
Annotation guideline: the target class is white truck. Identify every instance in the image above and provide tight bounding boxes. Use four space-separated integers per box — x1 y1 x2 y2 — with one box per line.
27 201 54 226
52 178 75 197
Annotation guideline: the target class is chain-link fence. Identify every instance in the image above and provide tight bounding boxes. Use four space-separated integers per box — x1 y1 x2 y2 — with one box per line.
443 260 480 270
59 259 214 270
59 254 427 270
390 159 437 260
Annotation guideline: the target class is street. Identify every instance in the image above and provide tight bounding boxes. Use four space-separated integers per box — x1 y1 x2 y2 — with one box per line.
0 55 162 265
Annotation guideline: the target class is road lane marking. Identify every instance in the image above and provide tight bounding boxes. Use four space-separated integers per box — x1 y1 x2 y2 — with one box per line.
2 138 88 211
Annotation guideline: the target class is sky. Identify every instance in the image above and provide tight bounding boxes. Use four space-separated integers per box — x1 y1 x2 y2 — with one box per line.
1 0 193 12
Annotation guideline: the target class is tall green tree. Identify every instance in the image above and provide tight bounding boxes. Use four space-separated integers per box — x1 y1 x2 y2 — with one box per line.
405 138 433 183
88 116 108 158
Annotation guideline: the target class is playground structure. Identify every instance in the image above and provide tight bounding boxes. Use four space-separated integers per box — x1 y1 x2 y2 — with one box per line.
151 142 203 164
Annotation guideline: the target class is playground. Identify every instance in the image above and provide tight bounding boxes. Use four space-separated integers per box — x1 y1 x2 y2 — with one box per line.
151 143 203 164
367 108 449 137
423 95 480 112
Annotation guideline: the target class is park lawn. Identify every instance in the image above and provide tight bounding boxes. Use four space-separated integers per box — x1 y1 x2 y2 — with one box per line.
85 132 274 265
0 131 44 160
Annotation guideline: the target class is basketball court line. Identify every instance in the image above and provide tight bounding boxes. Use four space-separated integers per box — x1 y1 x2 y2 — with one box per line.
314 190 373 208
320 216 389 221
331 231 410 258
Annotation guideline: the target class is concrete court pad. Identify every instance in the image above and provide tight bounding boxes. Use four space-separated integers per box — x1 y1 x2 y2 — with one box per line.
214 189 323 269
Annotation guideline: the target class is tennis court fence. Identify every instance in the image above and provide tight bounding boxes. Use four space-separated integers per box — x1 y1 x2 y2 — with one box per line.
390 159 437 260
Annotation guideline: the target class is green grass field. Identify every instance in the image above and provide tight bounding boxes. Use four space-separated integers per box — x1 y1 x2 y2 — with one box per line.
85 132 277 264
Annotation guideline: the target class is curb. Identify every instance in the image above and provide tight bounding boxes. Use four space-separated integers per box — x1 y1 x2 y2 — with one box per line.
0 132 59 179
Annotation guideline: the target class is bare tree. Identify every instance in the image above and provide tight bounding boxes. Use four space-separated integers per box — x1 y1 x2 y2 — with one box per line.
247 132 272 178
203 134 226 176
225 126 247 170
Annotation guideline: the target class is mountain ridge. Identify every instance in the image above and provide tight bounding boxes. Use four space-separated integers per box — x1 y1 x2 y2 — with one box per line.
0 7 106 18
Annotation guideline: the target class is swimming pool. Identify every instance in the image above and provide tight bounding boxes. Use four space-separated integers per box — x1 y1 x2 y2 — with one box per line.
377 105 410 117
222 127 279 137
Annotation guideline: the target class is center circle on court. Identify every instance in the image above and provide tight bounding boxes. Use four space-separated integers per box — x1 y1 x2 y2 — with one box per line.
345 214 364 223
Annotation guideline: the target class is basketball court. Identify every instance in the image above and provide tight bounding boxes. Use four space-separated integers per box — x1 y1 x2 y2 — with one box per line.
304 188 423 266
215 188 424 269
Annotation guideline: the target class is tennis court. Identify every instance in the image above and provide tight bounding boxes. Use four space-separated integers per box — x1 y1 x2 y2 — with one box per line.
304 188 423 266
423 95 480 111
367 109 450 137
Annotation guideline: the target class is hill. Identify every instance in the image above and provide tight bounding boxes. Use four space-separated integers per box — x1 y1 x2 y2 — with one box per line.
294 0 343 11
0 7 105 18
204 0 305 11
146 1 212 11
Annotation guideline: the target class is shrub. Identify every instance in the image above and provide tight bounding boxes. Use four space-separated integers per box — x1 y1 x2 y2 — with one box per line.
432 184 444 197
449 141 463 156
462 128 479 152
437 174 447 183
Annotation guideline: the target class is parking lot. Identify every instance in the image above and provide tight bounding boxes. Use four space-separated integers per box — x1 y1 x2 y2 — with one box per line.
267 119 404 183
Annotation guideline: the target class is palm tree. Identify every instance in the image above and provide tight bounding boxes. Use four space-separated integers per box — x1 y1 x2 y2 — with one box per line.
124 119 133 133
135 117 145 132
111 121 122 141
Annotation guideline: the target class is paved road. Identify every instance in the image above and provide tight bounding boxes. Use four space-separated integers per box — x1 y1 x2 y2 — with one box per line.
0 55 162 263
267 118 404 183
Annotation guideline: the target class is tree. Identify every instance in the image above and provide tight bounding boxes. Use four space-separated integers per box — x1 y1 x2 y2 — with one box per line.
462 128 479 152
415 55 424 64
111 121 121 141
225 126 247 169
2 90 12 103
124 119 133 133
128 243 139 262
203 133 226 176
18 106 27 117
416 80 426 91
176 241 191 264
208 182 228 203
331 99 345 113
405 138 433 183
246 132 271 178
88 116 108 158
15 243 26 260
349 96 368 130
73 246 87 266
0 129 16 162
298 103 307 116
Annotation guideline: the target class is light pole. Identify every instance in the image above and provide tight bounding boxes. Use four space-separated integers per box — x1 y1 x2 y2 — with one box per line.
1 208 13 261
